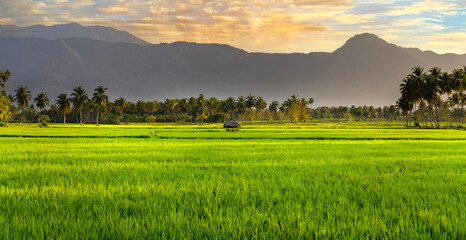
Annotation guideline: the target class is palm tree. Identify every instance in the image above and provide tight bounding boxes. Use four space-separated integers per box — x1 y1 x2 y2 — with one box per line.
245 94 256 121
84 99 94 123
451 69 466 126
268 101 279 121
268 101 279 112
176 98 188 121
92 86 109 125
411 67 426 116
145 101 155 115
399 67 425 127
136 101 147 116
197 94 206 123
14 85 31 125
0 69 11 96
396 96 411 126
236 96 246 120
56 94 71 125
245 94 256 109
451 69 464 92
439 72 454 96
114 97 127 116
255 96 267 121
460 93 466 127
423 68 441 127
33 92 50 123
308 98 315 119
224 97 236 119
308 98 314 108
71 86 89 126
165 99 178 117
206 97 220 116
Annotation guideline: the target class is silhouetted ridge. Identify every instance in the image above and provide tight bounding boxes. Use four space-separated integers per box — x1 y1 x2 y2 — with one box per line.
334 33 393 54
1 29 465 107
0 23 148 45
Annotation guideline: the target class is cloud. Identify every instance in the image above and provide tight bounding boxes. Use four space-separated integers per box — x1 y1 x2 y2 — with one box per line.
1 0 465 53
420 32 466 53
385 0 458 16
281 0 352 6
0 18 13 24
334 13 376 24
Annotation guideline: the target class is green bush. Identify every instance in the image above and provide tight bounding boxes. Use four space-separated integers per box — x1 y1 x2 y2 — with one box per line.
40 115 50 122
146 115 156 124
39 115 50 127
207 114 227 123
106 114 121 125
123 114 138 123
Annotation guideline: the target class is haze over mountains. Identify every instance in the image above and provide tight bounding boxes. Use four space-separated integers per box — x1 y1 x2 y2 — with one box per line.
0 23 147 45
0 23 465 106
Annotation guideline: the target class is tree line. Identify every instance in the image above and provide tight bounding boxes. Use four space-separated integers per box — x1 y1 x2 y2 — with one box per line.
1 68 454 126
397 66 466 128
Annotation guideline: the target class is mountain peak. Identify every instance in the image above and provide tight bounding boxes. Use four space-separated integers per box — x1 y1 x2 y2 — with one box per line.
343 33 390 47
334 33 393 54
56 22 82 27
350 33 386 42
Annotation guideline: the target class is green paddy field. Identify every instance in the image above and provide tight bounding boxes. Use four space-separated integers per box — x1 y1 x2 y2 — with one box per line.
1 123 465 239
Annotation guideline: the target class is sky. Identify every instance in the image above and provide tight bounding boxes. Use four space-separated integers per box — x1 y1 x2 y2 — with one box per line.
0 0 465 53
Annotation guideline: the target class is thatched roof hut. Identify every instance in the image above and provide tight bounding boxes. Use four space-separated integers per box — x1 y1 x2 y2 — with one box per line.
223 119 241 129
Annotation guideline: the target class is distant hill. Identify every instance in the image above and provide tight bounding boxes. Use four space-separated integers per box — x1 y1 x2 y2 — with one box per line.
0 23 148 45
0 24 465 106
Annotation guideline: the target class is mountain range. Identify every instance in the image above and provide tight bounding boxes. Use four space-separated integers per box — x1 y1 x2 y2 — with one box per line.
0 23 465 106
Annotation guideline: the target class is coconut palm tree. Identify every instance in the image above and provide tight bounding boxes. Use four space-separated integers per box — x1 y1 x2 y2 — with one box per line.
268 101 279 112
410 67 426 106
176 98 188 121
255 96 267 121
165 99 177 117
92 86 109 125
206 97 220 116
114 97 127 116
71 86 89 126
197 94 206 123
33 92 50 123
0 69 11 96
308 98 314 108
236 96 246 120
224 97 236 119
399 67 425 127
14 85 31 125
56 94 71 125
451 69 465 93
439 72 454 96
423 68 441 127
396 96 411 126
245 94 256 109
451 69 466 126
308 98 315 119
460 93 466 126
136 100 147 117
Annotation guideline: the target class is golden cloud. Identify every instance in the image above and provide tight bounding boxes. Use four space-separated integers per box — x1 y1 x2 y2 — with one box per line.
386 0 458 16
1 0 464 54
0 18 13 25
282 0 352 6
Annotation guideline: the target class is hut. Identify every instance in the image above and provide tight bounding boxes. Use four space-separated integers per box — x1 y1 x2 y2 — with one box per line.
223 119 241 131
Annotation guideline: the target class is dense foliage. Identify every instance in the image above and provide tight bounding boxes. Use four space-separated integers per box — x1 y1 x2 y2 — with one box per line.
0 68 402 125
1 67 465 126
398 66 466 128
